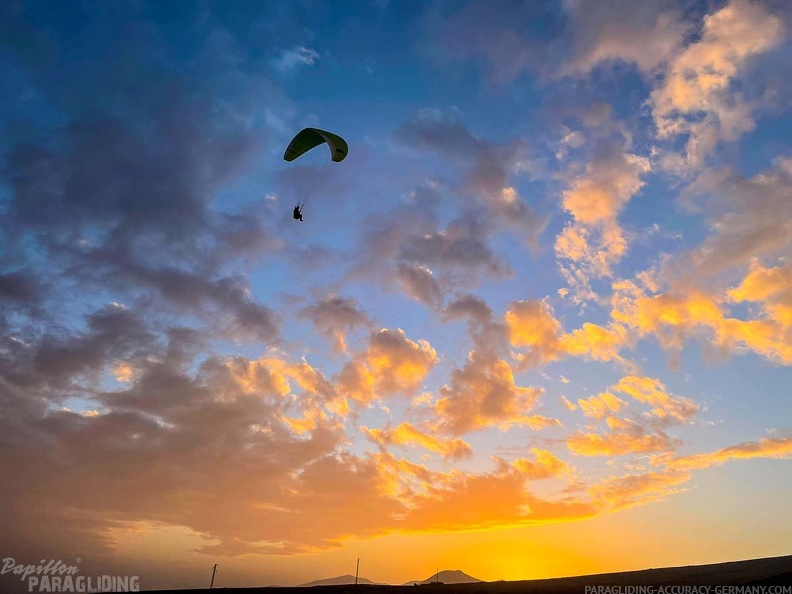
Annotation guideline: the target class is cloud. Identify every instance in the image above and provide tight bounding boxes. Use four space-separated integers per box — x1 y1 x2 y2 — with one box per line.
394 455 595 531
504 299 629 365
112 361 136 383
426 0 564 85
662 436 792 471
399 214 512 277
434 295 564 436
569 375 698 459
567 417 679 457
0 270 42 307
29 304 154 392
105 262 280 344
591 158 792 367
650 0 786 172
363 422 473 461
395 108 481 158
349 200 436 277
729 259 792 327
558 0 787 173
561 148 650 228
611 278 792 365
589 469 691 510
395 109 546 249
729 259 792 305
350 197 512 297
578 392 627 420
4 112 257 246
555 138 651 302
272 46 320 72
0 37 282 346
612 375 699 423
512 448 572 481
335 328 438 406
558 322 629 364
561 395 578 411
0 331 356 559
672 159 792 283
299 295 371 353
443 293 501 331
562 0 689 75
435 357 551 436
504 300 566 367
0 282 780 569
395 263 444 308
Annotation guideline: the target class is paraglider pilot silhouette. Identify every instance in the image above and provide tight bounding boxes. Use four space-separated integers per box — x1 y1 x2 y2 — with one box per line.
283 127 348 222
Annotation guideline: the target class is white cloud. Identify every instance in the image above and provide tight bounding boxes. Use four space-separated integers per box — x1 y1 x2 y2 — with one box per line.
272 46 321 72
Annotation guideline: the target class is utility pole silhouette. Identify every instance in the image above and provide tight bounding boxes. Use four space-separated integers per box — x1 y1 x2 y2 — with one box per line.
436 567 439 583
210 564 218 589
355 558 360 585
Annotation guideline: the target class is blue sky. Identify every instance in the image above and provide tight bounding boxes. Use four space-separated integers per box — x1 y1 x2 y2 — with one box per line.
0 0 791 590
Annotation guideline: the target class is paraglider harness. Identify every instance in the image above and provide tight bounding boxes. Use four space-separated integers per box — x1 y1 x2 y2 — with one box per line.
293 203 304 222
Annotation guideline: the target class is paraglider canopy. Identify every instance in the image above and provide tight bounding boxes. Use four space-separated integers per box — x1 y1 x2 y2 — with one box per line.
283 128 348 163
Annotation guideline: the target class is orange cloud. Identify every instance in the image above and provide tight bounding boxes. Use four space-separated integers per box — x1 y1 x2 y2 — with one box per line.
729 261 792 327
613 375 699 422
555 224 589 262
364 450 594 534
504 300 565 366
336 328 438 405
112 361 136 382
286 360 337 400
512 449 572 481
561 395 578 411
562 153 650 227
577 391 627 420
662 436 792 471
556 223 629 279
729 261 792 304
435 357 551 436
281 401 337 437
397 458 595 532
589 469 691 510
611 280 792 364
364 422 473 461
434 297 565 436
559 322 628 363
555 142 651 302
567 417 678 456
371 450 436 501
505 300 630 365
224 356 293 399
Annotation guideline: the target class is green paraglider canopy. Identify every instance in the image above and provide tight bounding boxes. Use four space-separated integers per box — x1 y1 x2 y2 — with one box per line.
283 128 348 163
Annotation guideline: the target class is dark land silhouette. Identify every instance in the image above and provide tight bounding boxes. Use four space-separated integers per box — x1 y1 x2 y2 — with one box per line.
401 570 482 586
299 576 383 587
147 554 792 592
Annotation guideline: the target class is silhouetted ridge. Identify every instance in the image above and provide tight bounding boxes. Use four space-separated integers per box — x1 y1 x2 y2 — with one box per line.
298 575 381 587
402 570 482 586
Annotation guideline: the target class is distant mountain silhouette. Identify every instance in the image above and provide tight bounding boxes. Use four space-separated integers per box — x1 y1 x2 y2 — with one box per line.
401 570 482 586
142 553 792 593
298 575 382 587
